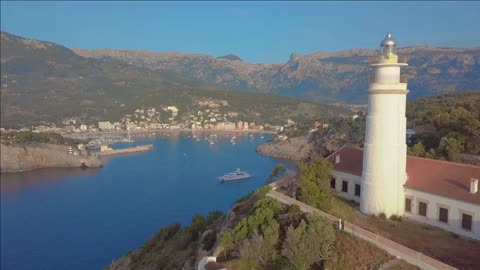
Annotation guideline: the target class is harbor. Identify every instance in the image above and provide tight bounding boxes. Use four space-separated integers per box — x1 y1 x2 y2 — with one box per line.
97 144 154 157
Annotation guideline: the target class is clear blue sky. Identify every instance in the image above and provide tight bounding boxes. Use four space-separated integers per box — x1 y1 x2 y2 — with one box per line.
2 1 479 63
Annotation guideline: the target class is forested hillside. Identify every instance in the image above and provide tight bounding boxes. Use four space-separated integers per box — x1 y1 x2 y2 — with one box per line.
0 31 350 128
406 92 480 163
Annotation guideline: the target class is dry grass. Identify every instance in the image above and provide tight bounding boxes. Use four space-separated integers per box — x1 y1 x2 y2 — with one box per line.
329 197 480 270
327 231 393 270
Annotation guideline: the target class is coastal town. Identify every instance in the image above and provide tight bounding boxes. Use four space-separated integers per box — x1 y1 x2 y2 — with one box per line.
0 98 293 135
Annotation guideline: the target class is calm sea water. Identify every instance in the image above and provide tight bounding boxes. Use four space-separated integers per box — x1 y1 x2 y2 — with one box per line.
1 132 292 270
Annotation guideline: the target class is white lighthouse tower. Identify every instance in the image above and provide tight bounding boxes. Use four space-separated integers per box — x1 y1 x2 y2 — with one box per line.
360 33 409 217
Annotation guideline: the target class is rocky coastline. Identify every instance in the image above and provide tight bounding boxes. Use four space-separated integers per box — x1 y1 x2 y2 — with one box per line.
255 136 314 161
0 143 102 173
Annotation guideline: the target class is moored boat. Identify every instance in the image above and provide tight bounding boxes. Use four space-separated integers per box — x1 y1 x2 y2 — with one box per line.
218 168 251 182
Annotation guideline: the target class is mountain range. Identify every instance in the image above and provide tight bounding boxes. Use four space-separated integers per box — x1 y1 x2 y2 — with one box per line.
1 31 479 127
73 46 480 102
0 31 348 128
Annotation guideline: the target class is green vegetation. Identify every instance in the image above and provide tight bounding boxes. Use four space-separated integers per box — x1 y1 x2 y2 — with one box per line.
0 130 81 146
218 178 338 270
238 220 280 268
230 197 282 243
297 157 334 211
267 163 286 184
309 115 366 154
1 31 350 128
107 210 223 270
282 214 335 270
406 92 480 162
221 205 336 270
252 185 272 200
308 92 479 164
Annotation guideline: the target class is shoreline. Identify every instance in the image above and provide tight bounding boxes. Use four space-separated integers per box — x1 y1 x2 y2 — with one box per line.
0 143 103 173
64 128 276 138
1 165 100 174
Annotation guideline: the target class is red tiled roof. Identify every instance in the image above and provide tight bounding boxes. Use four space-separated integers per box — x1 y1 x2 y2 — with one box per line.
328 145 480 205
327 145 364 176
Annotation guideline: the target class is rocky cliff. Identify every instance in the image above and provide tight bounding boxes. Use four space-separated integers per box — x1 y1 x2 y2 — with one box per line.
73 46 480 102
256 136 314 161
0 144 102 172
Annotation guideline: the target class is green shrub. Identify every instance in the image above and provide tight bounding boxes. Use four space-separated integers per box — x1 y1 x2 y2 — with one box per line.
232 197 282 242
188 214 207 242
282 214 335 270
297 157 334 210
220 231 234 255
239 221 280 267
253 185 272 199
287 204 301 214
378 213 387 220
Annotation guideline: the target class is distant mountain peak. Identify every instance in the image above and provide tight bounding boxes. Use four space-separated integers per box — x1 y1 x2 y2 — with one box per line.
217 53 242 61
288 53 303 62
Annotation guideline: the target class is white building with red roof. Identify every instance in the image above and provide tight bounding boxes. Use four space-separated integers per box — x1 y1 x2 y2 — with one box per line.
328 145 479 240
327 33 480 240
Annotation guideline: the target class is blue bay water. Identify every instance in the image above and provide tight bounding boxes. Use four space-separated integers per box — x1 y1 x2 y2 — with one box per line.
1 132 291 270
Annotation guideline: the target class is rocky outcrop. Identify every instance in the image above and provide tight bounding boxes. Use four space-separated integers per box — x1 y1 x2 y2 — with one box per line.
256 136 314 161
0 144 102 172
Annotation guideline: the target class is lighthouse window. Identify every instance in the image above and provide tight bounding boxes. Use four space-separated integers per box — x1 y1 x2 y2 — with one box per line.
461 213 472 231
418 201 427 217
438 207 448 223
342 181 348 193
354 184 361 197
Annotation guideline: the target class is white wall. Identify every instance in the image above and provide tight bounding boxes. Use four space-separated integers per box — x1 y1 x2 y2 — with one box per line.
404 188 480 240
331 171 362 204
332 170 480 240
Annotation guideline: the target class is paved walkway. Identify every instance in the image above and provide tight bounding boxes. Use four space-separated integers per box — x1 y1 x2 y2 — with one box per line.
266 190 457 270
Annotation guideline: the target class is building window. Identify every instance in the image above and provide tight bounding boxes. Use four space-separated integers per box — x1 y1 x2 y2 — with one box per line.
462 213 472 231
330 177 336 189
418 201 427 217
405 198 412 213
342 180 348 193
355 184 361 197
438 207 448 223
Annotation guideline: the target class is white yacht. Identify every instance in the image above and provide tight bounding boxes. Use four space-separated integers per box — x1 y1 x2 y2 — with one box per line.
219 168 251 182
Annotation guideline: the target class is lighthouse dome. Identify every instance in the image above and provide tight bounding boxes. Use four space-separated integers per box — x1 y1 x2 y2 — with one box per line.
380 33 396 47
380 33 397 56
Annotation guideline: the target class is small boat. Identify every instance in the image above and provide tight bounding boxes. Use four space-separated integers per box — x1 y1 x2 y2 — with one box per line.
218 168 251 182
